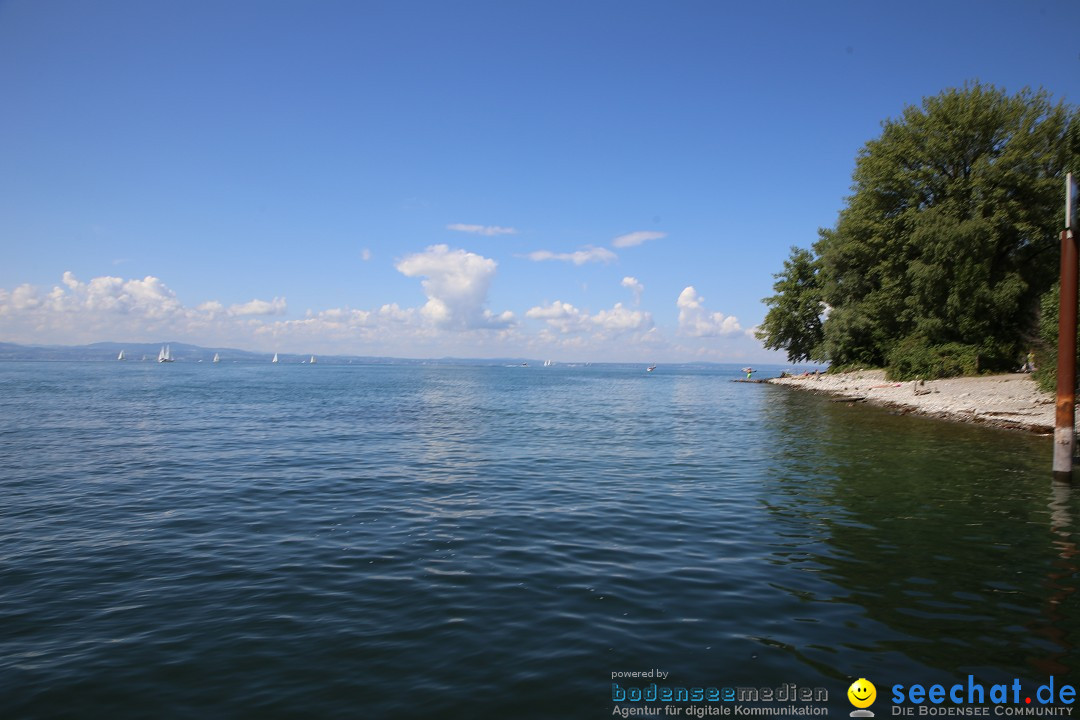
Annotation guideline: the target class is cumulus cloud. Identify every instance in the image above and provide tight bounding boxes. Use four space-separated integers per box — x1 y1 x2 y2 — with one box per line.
395 244 513 329
0 265 520 354
676 286 742 337
0 271 292 337
447 223 518 236
612 231 666 248
0 272 195 343
525 301 586 334
55 271 185 318
592 303 652 332
526 300 652 336
621 276 644 305
229 297 287 316
526 246 617 265
254 306 377 342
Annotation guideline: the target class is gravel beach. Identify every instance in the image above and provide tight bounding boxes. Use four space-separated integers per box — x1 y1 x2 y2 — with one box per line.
766 369 1058 433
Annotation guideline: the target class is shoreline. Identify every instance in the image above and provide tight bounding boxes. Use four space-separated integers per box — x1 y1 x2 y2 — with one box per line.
765 369 1056 434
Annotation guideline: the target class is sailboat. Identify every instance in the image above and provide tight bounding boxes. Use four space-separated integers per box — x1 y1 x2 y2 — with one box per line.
213 353 220 364
158 345 174 363
272 353 279 364
117 350 125 361
646 365 657 372
310 355 317 365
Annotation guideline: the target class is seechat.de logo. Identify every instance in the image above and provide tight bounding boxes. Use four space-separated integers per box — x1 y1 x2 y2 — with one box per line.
848 678 877 717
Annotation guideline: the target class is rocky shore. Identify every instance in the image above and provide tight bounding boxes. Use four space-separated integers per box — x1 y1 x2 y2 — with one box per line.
766 369 1057 433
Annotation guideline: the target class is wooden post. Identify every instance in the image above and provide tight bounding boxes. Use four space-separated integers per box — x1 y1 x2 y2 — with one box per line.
1054 227 1078 482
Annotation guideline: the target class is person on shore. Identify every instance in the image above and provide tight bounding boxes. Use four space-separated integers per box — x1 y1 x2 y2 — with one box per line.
746 367 753 380
1022 351 1035 373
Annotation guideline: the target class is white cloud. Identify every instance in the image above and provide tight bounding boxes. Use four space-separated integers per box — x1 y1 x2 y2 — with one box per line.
592 303 652 332
59 271 185 318
447 223 518 236
0 256 519 354
255 306 376 340
229 297 287 316
676 286 742 337
621 276 644 305
526 300 652 336
0 272 193 342
361 248 372 261
377 303 415 323
0 268 781 362
3 284 42 311
612 231 666 248
526 301 587 333
395 244 513 329
526 246 617 265
525 301 578 320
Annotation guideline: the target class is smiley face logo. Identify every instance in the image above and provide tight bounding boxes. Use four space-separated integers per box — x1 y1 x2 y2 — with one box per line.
848 678 876 710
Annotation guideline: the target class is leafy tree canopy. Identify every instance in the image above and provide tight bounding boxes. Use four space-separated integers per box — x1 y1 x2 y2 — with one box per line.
755 247 824 363
760 82 1080 373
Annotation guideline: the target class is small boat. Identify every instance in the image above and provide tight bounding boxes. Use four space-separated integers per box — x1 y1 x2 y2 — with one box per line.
117 350 125 361
158 345 174 363
272 353 279 364
213 353 220 363
646 365 656 372
310 355 317 364
544 359 553 367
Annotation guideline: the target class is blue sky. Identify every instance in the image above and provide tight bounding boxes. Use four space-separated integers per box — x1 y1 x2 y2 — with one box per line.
2 0 1079 361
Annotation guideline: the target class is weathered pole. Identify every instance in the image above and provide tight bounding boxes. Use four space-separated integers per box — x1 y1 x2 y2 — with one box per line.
1054 174 1079 482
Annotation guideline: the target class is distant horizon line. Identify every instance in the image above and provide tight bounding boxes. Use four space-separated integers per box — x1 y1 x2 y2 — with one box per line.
0 339 812 368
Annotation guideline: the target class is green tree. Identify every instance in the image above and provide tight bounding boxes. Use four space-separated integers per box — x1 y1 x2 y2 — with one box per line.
759 82 1077 375
1032 282 1080 393
756 246 825 363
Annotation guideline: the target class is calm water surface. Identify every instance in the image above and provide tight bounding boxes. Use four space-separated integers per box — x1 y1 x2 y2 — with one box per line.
0 362 1075 718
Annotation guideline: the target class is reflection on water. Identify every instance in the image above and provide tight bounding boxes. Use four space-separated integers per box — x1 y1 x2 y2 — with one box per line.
1035 481 1077 676
758 388 1080 686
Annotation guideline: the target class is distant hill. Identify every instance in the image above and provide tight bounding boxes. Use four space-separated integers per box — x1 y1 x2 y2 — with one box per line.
0 341 537 366
0 341 264 363
0 341 795 371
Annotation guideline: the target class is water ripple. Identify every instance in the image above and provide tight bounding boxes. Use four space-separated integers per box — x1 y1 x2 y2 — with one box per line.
0 362 1074 717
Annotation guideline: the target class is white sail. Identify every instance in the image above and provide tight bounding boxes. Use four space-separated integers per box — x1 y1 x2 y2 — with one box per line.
117 350 125 361
158 345 167 362
272 353 279 364
213 353 220 363
310 355 317 364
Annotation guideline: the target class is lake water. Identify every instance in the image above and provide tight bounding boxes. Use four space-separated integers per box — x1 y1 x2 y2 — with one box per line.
0 361 1076 718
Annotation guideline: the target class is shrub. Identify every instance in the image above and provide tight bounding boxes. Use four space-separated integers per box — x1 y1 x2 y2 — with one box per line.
885 338 981 380
1033 282 1080 393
